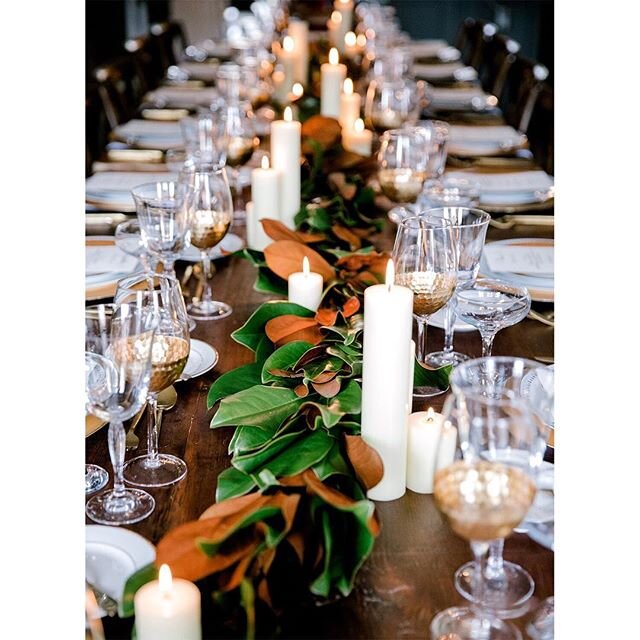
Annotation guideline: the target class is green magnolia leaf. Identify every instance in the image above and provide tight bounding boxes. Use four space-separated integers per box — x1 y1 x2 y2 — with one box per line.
241 248 267 267
233 430 305 475
229 424 278 456
302 356 344 383
306 207 332 231
207 363 263 409
254 335 274 364
328 380 361 415
261 341 313 384
312 441 350 481
211 386 304 431
216 466 256 502
413 358 452 391
119 563 158 618
232 301 314 352
255 268 288 297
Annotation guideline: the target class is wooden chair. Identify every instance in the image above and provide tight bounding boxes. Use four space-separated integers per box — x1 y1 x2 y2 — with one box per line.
124 35 163 93
477 33 521 100
85 82 111 176
454 18 499 70
150 21 188 70
524 84 554 174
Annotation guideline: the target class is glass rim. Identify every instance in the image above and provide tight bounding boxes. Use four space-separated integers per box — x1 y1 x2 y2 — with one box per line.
458 277 530 296
397 214 455 230
130 181 193 199
422 206 492 227
115 271 181 293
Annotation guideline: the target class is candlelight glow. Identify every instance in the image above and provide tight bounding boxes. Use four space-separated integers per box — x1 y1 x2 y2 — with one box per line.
344 31 356 47
303 256 310 276
356 33 367 47
365 28 376 40
339 0 350 4
292 82 304 97
331 10 342 24
283 35 294 52
329 48 339 65
272 69 285 84
354 118 364 132
159 564 172 596
261 155 270 170
284 106 293 122
343 78 353 95
385 260 394 288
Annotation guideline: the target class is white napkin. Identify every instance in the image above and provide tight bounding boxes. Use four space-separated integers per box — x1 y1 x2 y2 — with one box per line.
483 244 554 276
86 171 178 194
144 86 219 107
449 125 524 144
114 119 181 138
86 245 138 276
429 87 492 110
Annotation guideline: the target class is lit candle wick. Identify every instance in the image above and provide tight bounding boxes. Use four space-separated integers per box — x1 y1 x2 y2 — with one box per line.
426 407 435 423
284 106 293 122
385 259 394 292
158 564 173 599
343 77 353 95
303 256 310 277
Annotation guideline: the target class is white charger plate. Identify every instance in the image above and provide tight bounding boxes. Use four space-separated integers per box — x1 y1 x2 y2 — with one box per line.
181 339 219 380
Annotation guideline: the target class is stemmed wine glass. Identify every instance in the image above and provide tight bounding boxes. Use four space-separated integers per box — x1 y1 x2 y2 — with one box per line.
131 181 195 279
456 278 532 357
448 356 553 616
392 215 458 397
422 207 491 367
178 160 234 320
114 219 154 273
114 273 191 487
431 390 545 639
85 461 108 495
85 303 157 524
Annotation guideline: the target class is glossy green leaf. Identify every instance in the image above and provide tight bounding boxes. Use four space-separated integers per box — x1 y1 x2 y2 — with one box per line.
207 363 263 409
261 341 313 384
328 380 361 415
413 358 452 391
241 248 267 267
233 430 305 475
215 466 256 502
254 268 288 296
261 429 334 478
302 356 344 383
119 563 158 618
312 441 350 481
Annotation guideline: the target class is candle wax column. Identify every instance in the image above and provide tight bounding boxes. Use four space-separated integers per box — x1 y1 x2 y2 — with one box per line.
288 257 323 311
274 36 296 103
361 260 414 501
334 0 354 53
342 118 372 156
288 19 309 85
339 78 361 131
270 106 301 229
249 156 281 250
406 408 445 494
435 420 458 471
321 48 347 119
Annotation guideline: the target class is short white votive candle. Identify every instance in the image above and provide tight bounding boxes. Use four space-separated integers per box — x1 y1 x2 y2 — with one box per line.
339 78 361 131
435 419 458 472
406 408 445 494
288 256 323 311
342 118 372 156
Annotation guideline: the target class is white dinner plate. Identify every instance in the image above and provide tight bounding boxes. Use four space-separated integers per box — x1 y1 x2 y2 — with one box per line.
428 306 477 333
179 233 245 261
181 339 219 380
85 525 155 605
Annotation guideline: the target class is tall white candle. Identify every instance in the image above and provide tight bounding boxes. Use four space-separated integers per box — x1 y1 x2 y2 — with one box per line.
343 30 359 58
361 260 414 501
321 48 347 119
134 564 201 640
270 106 301 229
288 19 309 85
342 118 372 156
327 11 342 51
435 420 458 471
249 155 280 250
288 257 323 311
406 408 445 494
339 78 361 131
274 36 296 104
334 0 353 53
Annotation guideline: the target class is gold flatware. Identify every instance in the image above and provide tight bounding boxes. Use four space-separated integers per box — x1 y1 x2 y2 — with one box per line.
106 149 164 163
527 309 555 327
490 215 555 230
125 406 147 451
86 581 118 618
153 385 178 445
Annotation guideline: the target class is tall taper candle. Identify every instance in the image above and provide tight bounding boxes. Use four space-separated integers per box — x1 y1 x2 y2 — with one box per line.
270 106 301 228
249 155 281 250
339 78 361 131
333 0 353 53
288 19 309 85
321 48 347 118
361 260 414 501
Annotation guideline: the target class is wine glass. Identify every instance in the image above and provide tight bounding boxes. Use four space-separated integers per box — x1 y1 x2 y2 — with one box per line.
416 176 481 213
178 161 234 320
422 207 491 367
527 596 554 640
449 356 552 616
114 273 191 487
456 278 532 357
114 219 154 273
131 181 195 279
85 462 108 495
431 391 545 639
85 303 157 525
392 215 458 397
413 120 450 181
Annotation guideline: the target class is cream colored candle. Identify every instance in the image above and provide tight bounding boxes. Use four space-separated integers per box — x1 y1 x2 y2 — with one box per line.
249 155 281 250
327 10 342 51
406 408 445 494
339 78 361 131
361 260 414 501
342 118 372 156
288 257 323 311
270 106 301 228
334 0 354 53
343 30 359 58
288 19 309 85
435 420 458 471
321 48 347 119
134 564 201 640
274 36 296 103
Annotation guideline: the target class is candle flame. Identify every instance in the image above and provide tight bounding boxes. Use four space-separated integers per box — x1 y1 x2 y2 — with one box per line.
284 106 293 122
426 407 435 422
329 48 339 65
356 33 367 47
385 259 394 288
331 10 342 25
261 155 270 170
303 256 310 275
354 118 364 132
159 564 173 595
345 31 356 47
283 35 294 52
343 78 353 95
292 82 304 97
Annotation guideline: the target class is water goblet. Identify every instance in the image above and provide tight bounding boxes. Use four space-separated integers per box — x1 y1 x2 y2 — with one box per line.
85 304 157 525
392 215 458 397
115 273 191 487
114 219 154 273
85 462 108 495
413 120 450 180
456 278 532 356
416 176 481 213
178 161 234 320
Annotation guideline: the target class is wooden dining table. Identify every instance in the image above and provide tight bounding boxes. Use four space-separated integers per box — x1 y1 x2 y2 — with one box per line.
86 215 554 639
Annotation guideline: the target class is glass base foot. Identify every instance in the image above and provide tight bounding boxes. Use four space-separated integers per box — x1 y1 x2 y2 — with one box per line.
455 560 535 617
187 299 232 321
123 453 187 487
426 350 471 367
412 385 449 398
430 606 522 640
85 488 155 525
85 464 109 495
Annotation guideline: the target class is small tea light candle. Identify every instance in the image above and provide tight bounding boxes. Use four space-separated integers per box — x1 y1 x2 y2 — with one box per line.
406 408 445 494
339 78 361 131
321 48 347 119
134 564 201 640
288 257 323 311
342 118 372 156
435 420 458 472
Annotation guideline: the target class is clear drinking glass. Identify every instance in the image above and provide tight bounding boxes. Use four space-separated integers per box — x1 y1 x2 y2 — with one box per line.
431 390 545 640
392 215 458 397
413 120 450 179
114 219 154 272
365 77 426 134
85 463 108 495
115 274 191 487
449 356 553 615
418 177 481 211
422 207 491 366
85 304 157 525
178 161 234 320
456 278 532 357
131 181 195 279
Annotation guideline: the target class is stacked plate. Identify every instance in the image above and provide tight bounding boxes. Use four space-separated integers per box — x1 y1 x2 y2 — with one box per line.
447 125 528 157
86 171 176 212
414 62 477 83
86 237 139 301
144 86 219 109
428 87 496 112
111 119 183 150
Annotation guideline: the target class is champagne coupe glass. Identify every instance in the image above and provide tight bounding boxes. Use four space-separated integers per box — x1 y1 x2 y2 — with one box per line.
115 273 191 487
456 278 532 357
392 215 458 397
114 219 154 273
448 356 554 615
431 391 545 640
85 303 157 524
422 207 491 367
178 161 234 320
131 181 195 279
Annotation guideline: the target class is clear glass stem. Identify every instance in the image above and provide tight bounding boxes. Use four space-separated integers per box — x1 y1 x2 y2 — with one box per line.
485 539 505 581
470 540 490 616
416 315 429 363
161 255 176 278
442 297 457 355
107 420 126 500
233 168 245 212
146 394 163 464
480 331 496 357
201 251 214 305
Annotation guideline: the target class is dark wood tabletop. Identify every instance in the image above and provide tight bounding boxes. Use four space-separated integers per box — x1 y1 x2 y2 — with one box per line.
86 218 554 639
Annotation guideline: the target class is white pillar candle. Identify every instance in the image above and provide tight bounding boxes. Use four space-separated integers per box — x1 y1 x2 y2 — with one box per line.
435 420 458 471
249 155 281 250
334 0 354 53
343 30 359 58
288 19 309 86
321 48 347 119
274 36 296 104
342 118 372 156
339 78 361 131
361 260 414 501
288 257 323 311
134 564 201 640
406 408 445 494
327 11 342 51
270 106 301 229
